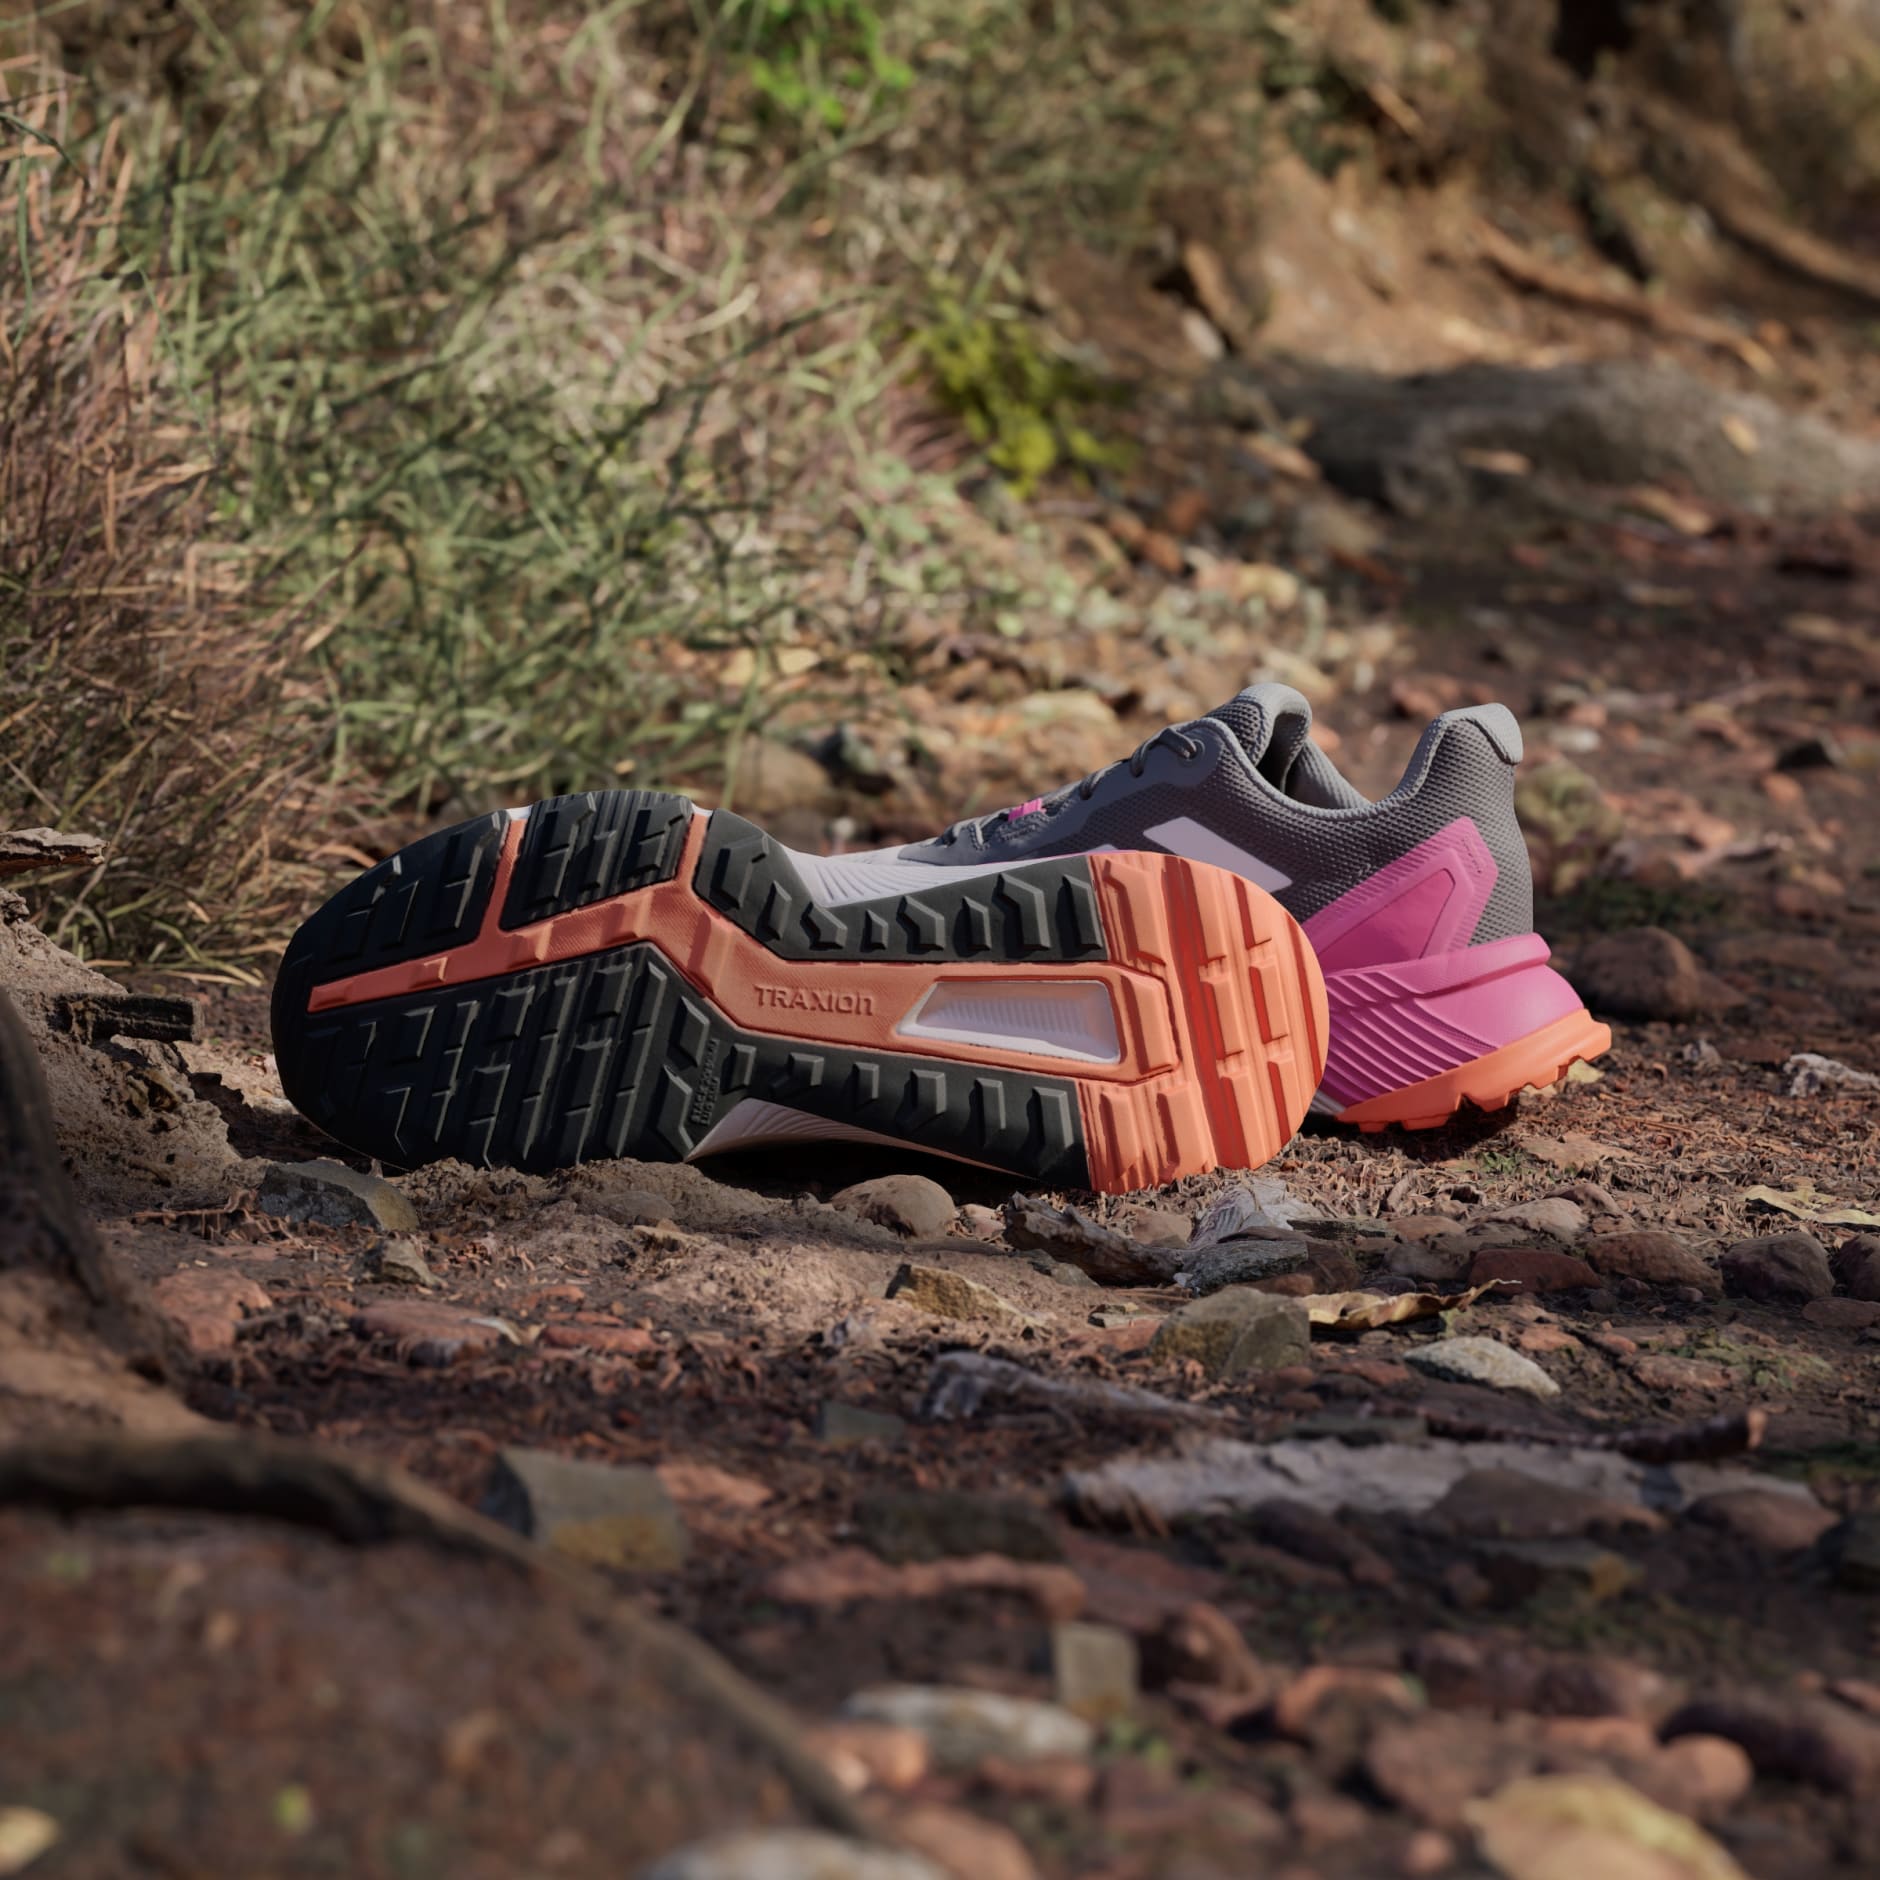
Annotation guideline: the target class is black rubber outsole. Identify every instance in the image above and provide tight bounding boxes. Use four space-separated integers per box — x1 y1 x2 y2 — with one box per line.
271 790 1099 1185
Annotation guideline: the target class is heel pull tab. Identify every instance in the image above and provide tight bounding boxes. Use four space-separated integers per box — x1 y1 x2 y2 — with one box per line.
1437 702 1523 766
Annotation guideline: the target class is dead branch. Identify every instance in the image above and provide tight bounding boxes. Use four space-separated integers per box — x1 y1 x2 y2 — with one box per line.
1423 1404 1766 1464
0 828 107 878
1002 1196 1182 1287
1474 221 1776 375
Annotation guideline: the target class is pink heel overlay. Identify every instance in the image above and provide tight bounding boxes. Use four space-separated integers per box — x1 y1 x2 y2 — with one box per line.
1316 934 1586 1112
1304 817 1497 974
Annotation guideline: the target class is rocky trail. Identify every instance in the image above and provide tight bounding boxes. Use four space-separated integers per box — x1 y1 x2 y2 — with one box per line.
5 461 1879 1879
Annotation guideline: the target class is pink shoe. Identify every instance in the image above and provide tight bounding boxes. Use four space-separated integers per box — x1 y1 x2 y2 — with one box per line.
859 682 1609 1132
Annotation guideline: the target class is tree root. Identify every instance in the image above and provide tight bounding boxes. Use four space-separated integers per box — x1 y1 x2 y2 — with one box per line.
0 1428 868 1837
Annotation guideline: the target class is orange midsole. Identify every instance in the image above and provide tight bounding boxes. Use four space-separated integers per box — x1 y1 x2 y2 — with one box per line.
305 818 1330 1190
1332 1007 1612 1128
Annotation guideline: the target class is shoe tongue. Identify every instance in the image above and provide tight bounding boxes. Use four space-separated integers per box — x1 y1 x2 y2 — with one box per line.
1208 682 1316 792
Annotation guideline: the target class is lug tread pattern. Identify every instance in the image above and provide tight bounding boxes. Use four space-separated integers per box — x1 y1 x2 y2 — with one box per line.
278 944 1088 1184
696 812 1105 965
500 791 691 929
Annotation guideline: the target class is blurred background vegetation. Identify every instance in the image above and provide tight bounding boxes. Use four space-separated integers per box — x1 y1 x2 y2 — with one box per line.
3 0 1877 972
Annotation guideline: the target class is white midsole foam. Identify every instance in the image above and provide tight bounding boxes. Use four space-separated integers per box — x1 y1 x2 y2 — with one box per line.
894 978 1121 1063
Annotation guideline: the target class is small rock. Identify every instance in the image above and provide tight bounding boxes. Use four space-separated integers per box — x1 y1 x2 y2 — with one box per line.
1664 1690 1880 1792
1519 1324 1581 1355
842 1685 1094 1769
645 1831 945 1880
888 1804 1040 1880
1111 1202 1192 1247
1405 1337 1561 1398
1579 1231 1721 1296
1051 1621 1139 1721
886 1264 1033 1328
350 1300 514 1366
366 1238 435 1287
804 1721 932 1795
1473 1539 1639 1605
256 1158 417 1232
1407 1633 1666 1721
733 738 838 817
1819 1512 1880 1592
1475 1199 1588 1244
1148 1288 1310 1379
1467 1774 1749 1880
1467 1248 1599 1294
1030 1259 1099 1290
1831 1233 1880 1301
814 1402 907 1448
1568 928 1740 1022
1719 1231 1833 1303
1386 1235 1476 1284
1087 1303 1159 1330
856 1489 1061 1564
1686 1488 1836 1553
1802 1297 1880 1331
1427 1469 1660 1542
151 1269 272 1354
1649 1735 1754 1817
957 1204 1004 1241
1247 1499 1396 1586
835 1175 957 1239
541 1319 657 1356
481 1447 687 1571
1365 1711 1531 1829
1628 1353 1730 1393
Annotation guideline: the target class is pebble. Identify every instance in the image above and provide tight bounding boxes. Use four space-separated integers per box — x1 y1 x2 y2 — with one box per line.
1718 1231 1834 1303
1686 1487 1836 1552
834 1175 957 1239
888 1803 1039 1880
1407 1633 1666 1721
1567 926 1738 1022
886 1263 1034 1328
1179 1240 1309 1294
256 1158 417 1232
1664 1690 1880 1792
1831 1233 1880 1301
1050 1620 1139 1720
1468 1248 1599 1294
645 1831 946 1879
1111 1202 1192 1247
1148 1288 1311 1378
1427 1469 1662 1542
151 1269 272 1354
1386 1235 1475 1285
842 1685 1093 1768
480 1446 688 1571
956 1204 1005 1241
1802 1297 1880 1331
366 1238 436 1287
1029 1258 1098 1290
815 1402 907 1448
856 1489 1061 1564
350 1299 515 1365
1474 1198 1588 1244
1473 1539 1639 1604
803 1721 931 1794
540 1319 656 1356
1404 1336 1561 1398
1579 1230 1721 1295
1246 1499 1397 1586
1627 1353 1729 1393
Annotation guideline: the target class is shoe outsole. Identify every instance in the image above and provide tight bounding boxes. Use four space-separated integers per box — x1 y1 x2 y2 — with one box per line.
1332 1009 1613 1132
272 791 1330 1194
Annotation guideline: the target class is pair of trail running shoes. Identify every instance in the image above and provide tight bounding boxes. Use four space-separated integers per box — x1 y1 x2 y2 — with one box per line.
272 683 1611 1196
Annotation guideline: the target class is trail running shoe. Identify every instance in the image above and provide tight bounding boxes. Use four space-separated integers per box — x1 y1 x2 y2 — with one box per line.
272 791 1328 1193
851 683 1610 1131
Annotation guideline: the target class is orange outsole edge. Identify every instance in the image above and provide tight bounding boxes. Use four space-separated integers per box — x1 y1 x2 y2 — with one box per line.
1332 1007 1613 1133
304 817 1331 1194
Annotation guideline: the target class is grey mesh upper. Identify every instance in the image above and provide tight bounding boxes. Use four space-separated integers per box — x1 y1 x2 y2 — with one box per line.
905 681 1535 946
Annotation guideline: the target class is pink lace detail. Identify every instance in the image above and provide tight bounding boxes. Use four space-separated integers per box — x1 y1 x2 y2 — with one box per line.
1008 797 1045 820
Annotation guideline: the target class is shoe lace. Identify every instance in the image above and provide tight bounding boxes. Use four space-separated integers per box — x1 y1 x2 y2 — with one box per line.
938 725 1203 846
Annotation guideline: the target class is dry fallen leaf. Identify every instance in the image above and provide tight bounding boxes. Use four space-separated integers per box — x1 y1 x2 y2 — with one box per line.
1743 1184 1880 1230
1302 1283 1502 1335
1468 1773 1748 1880
764 1547 1086 1620
655 1462 773 1509
1518 1132 1634 1170
0 1809 59 1877
1719 414 1760 456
